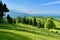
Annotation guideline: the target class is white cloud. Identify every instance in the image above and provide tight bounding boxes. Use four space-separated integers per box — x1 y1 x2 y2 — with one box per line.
8 6 60 14
13 8 60 14
40 1 60 6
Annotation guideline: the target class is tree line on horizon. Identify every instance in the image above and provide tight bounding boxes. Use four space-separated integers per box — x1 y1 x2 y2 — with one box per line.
6 15 56 30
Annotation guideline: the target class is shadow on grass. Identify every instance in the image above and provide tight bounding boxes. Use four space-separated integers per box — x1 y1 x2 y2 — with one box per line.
0 31 31 40
55 28 60 30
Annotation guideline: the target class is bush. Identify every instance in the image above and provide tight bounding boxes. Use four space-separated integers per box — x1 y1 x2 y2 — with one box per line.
44 18 56 30
51 31 54 33
56 31 58 33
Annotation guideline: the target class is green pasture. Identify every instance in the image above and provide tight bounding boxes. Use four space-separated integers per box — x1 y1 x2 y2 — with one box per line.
0 23 60 40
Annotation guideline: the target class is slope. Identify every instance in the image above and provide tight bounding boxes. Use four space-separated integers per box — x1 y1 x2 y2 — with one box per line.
0 24 60 40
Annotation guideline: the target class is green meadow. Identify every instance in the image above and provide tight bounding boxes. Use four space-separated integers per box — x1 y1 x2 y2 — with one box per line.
0 20 60 40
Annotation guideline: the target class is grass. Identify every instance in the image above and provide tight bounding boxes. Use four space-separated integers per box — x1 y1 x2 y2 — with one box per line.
53 20 60 28
0 29 31 40
50 29 60 33
0 23 60 40
0 29 58 40
1 17 60 40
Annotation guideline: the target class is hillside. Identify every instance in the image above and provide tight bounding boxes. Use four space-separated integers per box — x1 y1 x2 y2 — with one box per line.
1 0 60 40
0 23 60 40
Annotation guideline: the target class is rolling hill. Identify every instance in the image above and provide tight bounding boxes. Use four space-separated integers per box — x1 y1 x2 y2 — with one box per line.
0 23 60 40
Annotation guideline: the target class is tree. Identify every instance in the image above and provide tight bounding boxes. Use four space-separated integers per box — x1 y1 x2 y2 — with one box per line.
7 15 13 24
0 1 9 23
13 18 16 24
29 19 32 25
15 17 21 24
33 17 37 26
18 17 21 23
41 19 44 28
37 20 44 28
45 18 56 30
38 21 42 28
26 18 29 24
16 18 18 24
21 17 26 24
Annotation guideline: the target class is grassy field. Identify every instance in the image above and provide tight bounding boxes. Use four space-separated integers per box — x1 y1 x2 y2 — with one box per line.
53 20 60 28
0 23 60 40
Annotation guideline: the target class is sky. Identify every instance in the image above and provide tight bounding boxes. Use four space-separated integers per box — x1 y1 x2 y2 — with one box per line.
2 0 60 14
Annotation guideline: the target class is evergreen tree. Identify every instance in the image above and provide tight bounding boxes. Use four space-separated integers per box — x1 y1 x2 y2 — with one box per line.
41 19 44 28
26 18 29 24
33 17 37 26
0 1 9 23
38 21 42 28
38 21 44 28
13 18 16 24
15 17 21 24
18 17 21 23
16 18 18 24
7 15 13 24
22 17 26 24
29 19 32 25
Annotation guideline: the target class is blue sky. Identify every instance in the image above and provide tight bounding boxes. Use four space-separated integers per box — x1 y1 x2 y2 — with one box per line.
2 0 60 14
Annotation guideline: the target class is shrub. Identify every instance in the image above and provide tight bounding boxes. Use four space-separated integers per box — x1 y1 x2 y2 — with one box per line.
44 18 56 30
56 31 58 33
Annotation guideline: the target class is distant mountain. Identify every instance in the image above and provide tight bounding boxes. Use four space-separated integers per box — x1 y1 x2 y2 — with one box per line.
30 14 60 17
5 10 30 18
4 10 60 18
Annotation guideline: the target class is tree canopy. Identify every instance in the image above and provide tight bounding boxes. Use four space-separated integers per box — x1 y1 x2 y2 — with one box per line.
0 0 9 23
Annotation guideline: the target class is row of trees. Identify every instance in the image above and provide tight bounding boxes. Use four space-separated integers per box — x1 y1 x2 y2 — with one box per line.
6 15 56 30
